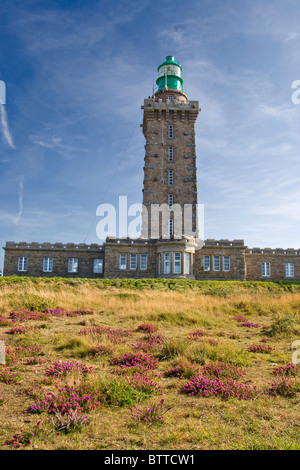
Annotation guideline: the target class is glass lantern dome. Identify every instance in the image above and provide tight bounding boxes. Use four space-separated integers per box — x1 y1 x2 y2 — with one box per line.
156 56 184 92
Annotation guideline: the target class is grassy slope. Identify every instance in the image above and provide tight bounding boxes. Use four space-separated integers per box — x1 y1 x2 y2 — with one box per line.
0 277 299 450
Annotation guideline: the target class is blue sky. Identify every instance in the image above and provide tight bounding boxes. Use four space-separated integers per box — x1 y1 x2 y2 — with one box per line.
1 0 300 270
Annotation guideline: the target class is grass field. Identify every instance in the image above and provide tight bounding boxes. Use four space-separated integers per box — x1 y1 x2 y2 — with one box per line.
0 276 299 450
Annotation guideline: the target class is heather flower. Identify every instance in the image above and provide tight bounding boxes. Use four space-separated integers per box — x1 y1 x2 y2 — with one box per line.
188 330 207 340
49 409 91 433
79 325 130 343
136 323 158 334
27 383 101 415
239 322 260 328
271 363 299 377
202 362 246 380
130 398 172 424
182 376 260 401
5 421 42 448
0 367 21 384
5 326 30 335
24 357 46 366
233 315 248 323
110 353 159 372
268 376 300 397
45 361 95 378
132 334 164 352
9 309 50 322
247 344 273 353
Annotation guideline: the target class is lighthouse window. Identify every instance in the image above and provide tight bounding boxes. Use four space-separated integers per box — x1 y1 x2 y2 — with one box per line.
169 125 173 138
168 95 174 101
169 146 173 162
169 170 173 186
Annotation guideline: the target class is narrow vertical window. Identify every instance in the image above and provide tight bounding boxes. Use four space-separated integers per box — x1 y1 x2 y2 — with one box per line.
158 253 162 275
169 146 173 162
184 252 190 275
120 254 127 270
68 258 78 273
168 194 173 208
285 263 294 277
169 170 173 185
140 254 147 271
223 256 230 272
169 218 173 236
130 254 137 270
43 257 53 272
169 125 173 138
93 259 103 273
164 253 171 274
204 255 210 271
213 256 220 271
174 253 181 274
18 257 28 272
261 262 270 277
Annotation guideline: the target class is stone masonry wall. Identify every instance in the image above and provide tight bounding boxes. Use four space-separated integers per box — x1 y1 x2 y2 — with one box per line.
103 239 157 278
245 248 300 281
3 242 104 278
194 239 246 280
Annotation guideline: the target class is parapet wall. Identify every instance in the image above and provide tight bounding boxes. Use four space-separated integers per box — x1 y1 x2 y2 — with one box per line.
4 241 104 251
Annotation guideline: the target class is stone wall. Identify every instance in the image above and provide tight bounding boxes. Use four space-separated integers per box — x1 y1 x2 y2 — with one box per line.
245 248 300 281
103 238 157 278
3 242 104 278
194 239 246 280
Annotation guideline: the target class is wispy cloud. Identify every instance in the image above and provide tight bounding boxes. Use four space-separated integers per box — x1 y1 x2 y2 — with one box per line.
0 103 15 149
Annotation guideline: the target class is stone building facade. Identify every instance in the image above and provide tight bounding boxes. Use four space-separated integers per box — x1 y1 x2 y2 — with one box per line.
3 56 300 281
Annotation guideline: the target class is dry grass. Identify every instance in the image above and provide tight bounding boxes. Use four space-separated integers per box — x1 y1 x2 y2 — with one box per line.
0 277 300 450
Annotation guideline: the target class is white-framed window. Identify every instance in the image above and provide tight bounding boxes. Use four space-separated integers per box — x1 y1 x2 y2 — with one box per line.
213 255 220 271
164 253 171 274
158 253 162 275
168 194 173 208
18 257 28 272
169 125 173 138
68 258 78 273
140 254 147 271
130 254 137 270
204 255 210 271
43 257 53 273
174 253 181 274
223 256 230 272
169 170 173 185
168 95 174 101
285 263 294 278
93 259 103 273
169 146 173 162
169 218 173 236
261 262 270 277
120 254 127 270
184 252 190 275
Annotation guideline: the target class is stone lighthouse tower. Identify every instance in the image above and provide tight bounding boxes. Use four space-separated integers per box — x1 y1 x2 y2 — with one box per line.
141 56 200 239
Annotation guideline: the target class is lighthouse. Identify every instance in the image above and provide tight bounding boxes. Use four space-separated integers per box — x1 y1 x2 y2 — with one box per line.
141 56 200 240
